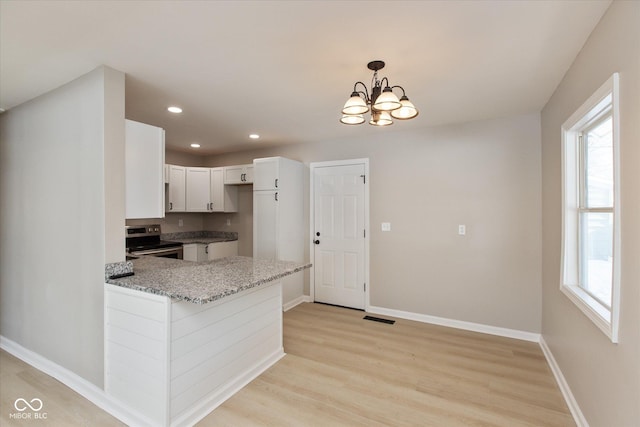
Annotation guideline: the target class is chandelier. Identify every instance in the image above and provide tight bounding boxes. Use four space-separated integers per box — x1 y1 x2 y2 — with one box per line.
341 60 418 126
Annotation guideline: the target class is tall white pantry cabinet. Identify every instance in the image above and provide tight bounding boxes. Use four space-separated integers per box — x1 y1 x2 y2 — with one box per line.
253 157 305 307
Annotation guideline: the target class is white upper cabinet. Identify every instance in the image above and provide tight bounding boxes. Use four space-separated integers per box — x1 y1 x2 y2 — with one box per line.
125 120 165 219
224 164 254 184
210 168 224 211
167 165 186 212
253 157 280 191
165 165 238 213
210 167 238 212
186 167 211 212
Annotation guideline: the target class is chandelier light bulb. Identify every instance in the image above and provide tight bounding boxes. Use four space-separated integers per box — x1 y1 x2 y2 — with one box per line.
391 96 419 120
342 92 369 115
373 87 401 111
369 110 393 126
340 114 365 125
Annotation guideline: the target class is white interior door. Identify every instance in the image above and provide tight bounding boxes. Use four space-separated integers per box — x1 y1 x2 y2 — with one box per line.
313 163 366 309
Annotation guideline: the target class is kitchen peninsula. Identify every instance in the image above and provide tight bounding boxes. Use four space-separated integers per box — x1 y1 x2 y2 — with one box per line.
104 255 311 427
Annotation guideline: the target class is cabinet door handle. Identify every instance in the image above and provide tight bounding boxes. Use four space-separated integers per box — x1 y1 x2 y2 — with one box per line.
314 240 320 245
241 173 246 182
170 202 173 210
205 245 209 254
275 192 278 201
208 203 211 210
275 178 278 188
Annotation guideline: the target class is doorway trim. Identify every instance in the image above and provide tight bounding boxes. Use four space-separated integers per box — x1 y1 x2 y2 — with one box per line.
309 158 370 310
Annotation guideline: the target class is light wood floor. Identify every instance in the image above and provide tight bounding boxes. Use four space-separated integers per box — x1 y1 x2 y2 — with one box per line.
0 351 125 426
1 303 574 426
200 303 574 427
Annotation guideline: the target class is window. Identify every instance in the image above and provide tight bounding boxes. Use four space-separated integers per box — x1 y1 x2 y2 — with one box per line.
561 73 620 342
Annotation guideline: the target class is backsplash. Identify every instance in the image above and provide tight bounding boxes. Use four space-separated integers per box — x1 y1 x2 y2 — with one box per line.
126 213 204 233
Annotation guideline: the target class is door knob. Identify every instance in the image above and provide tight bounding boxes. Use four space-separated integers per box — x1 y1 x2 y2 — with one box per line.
314 240 320 245
316 232 320 236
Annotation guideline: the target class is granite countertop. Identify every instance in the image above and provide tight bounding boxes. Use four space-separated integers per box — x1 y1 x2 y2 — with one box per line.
171 237 235 245
105 256 311 304
161 230 238 245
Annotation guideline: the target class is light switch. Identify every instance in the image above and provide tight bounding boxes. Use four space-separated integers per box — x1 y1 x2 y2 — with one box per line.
458 224 466 235
381 222 391 232
178 219 184 227
226 219 231 226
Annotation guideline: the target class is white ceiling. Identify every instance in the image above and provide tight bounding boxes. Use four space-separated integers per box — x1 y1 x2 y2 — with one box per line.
1 1 611 155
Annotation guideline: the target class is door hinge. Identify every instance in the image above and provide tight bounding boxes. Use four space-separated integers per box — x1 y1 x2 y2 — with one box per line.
360 174 366 184
364 229 366 238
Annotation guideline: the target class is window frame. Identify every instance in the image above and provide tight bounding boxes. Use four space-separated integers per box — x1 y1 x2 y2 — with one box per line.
577 112 614 309
560 73 621 343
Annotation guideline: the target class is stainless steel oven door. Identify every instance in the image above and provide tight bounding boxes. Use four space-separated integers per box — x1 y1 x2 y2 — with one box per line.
130 246 183 259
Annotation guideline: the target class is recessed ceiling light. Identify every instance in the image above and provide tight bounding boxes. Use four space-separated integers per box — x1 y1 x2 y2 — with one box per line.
168 106 183 113
249 134 260 139
190 143 200 148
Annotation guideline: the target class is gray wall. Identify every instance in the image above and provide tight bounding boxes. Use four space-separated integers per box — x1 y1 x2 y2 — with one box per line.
0 66 125 387
540 1 640 425
203 112 543 333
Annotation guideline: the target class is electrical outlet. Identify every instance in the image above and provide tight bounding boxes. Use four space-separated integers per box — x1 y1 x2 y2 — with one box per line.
381 222 391 232
178 219 184 227
458 224 466 235
226 219 231 226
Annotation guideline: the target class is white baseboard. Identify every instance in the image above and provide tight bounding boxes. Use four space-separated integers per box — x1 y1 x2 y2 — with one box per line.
366 305 541 342
0 335 154 427
283 295 312 312
539 336 589 427
173 349 285 427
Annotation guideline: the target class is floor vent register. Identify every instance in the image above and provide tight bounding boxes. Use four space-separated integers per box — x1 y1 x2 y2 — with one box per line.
363 315 395 325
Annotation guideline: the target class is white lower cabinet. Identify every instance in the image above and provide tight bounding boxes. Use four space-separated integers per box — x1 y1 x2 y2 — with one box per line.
105 282 284 427
208 240 238 260
183 243 207 262
184 241 239 262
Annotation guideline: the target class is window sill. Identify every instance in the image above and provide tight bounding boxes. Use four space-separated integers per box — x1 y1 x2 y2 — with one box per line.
560 284 617 342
